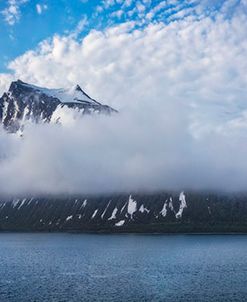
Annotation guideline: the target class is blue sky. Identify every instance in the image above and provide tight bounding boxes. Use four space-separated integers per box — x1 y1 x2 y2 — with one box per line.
0 0 95 71
0 0 229 72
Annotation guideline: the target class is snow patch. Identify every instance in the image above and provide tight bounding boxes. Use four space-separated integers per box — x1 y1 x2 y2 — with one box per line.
27 198 33 205
21 82 99 105
120 203 126 213
160 200 168 217
18 198 27 210
176 192 187 219
168 197 174 212
115 220 125 226
12 199 20 208
127 195 137 219
101 201 111 219
66 215 73 221
0 202 6 209
108 207 118 220
79 199 87 210
91 209 98 219
139 204 150 213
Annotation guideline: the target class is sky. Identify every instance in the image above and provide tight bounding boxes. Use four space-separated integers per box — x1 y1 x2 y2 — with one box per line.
0 0 230 73
0 0 247 195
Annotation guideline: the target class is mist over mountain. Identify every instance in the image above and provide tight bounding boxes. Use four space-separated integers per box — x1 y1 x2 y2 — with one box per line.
0 79 246 196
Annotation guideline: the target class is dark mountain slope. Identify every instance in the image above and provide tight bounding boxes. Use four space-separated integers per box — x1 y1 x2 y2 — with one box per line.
1 192 247 233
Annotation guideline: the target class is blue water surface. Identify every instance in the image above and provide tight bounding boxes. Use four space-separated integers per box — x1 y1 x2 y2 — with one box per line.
0 233 247 302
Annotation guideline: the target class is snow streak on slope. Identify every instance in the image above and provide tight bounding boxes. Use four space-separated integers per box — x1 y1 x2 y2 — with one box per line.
108 208 118 220
139 204 150 214
127 195 137 219
176 192 187 219
160 200 168 217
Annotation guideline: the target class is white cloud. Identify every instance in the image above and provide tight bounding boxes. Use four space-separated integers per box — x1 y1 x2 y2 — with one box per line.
111 9 124 19
147 0 167 19
0 1 247 194
3 6 246 121
36 3 48 15
136 2 146 12
122 0 132 7
0 99 247 195
103 0 116 9
36 4 42 14
2 0 29 25
91 0 200 26
0 73 14 92
70 16 88 38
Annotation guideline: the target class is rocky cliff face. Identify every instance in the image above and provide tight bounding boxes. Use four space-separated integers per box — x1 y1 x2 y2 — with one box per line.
0 80 117 132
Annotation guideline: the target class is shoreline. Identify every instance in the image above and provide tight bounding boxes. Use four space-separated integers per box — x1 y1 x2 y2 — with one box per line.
1 230 247 235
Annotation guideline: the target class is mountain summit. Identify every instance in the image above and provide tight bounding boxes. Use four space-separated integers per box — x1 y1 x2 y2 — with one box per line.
0 80 117 132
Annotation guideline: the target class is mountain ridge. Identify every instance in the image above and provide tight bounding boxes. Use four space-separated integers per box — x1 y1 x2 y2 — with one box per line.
0 79 117 132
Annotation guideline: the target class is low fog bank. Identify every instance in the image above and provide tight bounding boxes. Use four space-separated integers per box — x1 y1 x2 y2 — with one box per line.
0 103 247 196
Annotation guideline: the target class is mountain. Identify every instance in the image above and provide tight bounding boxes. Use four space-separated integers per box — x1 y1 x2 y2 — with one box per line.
1 191 247 233
0 80 117 132
1 81 246 233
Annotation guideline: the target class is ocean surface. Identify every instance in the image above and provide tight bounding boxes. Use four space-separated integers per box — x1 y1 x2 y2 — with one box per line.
0 233 247 302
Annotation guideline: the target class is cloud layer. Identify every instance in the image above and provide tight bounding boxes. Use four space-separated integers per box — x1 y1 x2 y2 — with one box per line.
0 0 247 195
0 104 247 195
1 0 29 26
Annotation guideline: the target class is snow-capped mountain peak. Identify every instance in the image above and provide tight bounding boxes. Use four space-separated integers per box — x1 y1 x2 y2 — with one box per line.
0 80 117 132
14 80 100 105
